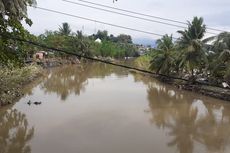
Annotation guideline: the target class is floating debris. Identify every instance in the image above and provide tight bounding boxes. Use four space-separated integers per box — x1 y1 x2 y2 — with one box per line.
34 101 42 105
27 100 42 105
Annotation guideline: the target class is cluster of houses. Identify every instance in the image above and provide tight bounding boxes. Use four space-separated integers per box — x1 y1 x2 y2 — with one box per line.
135 44 151 56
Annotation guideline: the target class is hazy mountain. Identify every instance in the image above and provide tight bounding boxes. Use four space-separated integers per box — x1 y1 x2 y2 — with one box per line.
133 38 156 47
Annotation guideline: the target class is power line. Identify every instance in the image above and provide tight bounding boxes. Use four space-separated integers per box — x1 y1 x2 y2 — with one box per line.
1 34 228 90
64 0 228 33
30 6 178 39
65 0 185 24
62 1 186 29
62 0 219 35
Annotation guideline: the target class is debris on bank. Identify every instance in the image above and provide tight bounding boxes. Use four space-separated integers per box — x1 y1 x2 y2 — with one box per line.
36 57 81 68
0 65 42 107
0 57 82 107
129 70 230 101
180 84 230 101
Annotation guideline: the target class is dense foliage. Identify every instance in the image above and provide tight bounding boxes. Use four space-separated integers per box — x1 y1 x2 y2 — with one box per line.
143 17 230 84
0 3 229 86
37 25 138 59
149 34 175 75
0 0 36 66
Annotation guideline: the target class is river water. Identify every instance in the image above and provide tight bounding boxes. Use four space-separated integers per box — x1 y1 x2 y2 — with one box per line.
1 63 230 153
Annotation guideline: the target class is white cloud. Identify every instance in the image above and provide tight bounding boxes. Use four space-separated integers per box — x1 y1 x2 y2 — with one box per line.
25 0 230 40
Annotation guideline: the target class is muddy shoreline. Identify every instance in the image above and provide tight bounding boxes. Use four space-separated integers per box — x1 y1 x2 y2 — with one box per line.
0 66 42 107
129 70 230 102
0 58 81 107
1 60 230 108
180 84 230 101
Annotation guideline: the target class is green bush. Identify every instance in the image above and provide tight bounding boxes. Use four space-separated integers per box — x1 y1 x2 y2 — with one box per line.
134 55 152 70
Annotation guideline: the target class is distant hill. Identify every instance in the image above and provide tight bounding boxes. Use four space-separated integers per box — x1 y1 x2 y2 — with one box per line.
133 38 156 48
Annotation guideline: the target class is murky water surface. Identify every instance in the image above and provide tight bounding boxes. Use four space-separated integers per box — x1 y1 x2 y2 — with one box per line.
1 63 230 153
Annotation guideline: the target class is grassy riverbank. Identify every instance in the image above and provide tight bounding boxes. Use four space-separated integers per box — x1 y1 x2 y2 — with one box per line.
133 55 151 70
0 65 42 107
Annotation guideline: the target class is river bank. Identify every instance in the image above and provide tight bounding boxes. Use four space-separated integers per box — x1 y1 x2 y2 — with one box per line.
181 84 230 101
132 56 230 101
0 65 42 107
0 57 82 107
1 58 230 107
130 69 230 101
0 56 117 107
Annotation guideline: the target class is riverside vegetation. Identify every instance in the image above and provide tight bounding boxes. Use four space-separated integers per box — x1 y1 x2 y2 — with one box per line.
133 17 230 100
0 0 230 106
0 0 138 106
135 17 230 89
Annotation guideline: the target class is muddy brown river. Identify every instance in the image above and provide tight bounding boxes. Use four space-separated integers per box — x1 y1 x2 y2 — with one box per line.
1 63 230 153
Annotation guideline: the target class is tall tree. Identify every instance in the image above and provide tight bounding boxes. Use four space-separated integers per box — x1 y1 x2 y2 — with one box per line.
149 34 175 75
59 22 72 36
117 34 132 44
208 32 230 83
0 0 36 66
95 30 108 40
177 17 208 76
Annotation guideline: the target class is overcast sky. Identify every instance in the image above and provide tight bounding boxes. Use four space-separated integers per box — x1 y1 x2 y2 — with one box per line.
25 0 230 44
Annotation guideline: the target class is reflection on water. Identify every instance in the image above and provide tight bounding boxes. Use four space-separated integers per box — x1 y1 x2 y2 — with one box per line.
41 63 128 100
0 106 34 153
1 63 230 153
41 65 89 100
138 74 230 153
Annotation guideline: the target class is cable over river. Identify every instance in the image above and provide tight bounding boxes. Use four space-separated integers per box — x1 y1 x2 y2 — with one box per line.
1 63 230 153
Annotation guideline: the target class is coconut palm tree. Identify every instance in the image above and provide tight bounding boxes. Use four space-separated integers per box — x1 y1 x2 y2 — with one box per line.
59 22 72 36
177 17 208 76
149 34 175 75
207 32 230 82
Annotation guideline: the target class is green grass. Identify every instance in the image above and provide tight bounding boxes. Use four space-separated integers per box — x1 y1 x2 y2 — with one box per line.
134 55 152 70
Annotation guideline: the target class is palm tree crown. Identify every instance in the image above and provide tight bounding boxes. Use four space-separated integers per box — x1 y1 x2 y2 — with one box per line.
207 32 230 82
59 22 72 36
149 34 175 75
177 17 207 76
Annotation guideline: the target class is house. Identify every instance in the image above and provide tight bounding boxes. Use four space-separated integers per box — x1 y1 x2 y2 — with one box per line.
34 51 48 60
95 38 102 44
136 45 151 56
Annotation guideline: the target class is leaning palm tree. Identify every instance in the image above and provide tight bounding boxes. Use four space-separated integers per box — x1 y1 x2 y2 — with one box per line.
149 34 175 75
177 17 208 76
59 22 72 36
216 49 230 82
207 32 230 82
